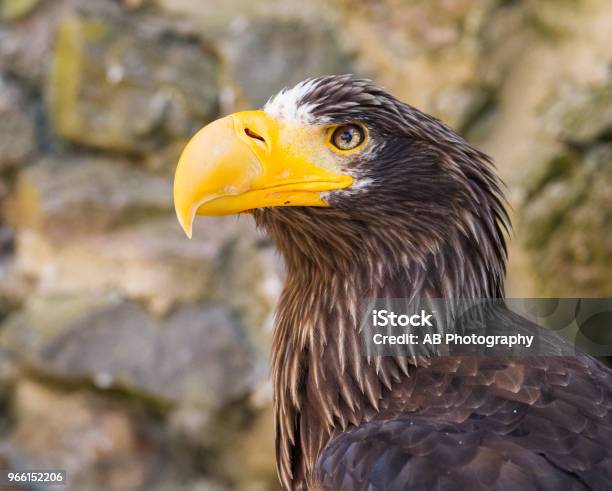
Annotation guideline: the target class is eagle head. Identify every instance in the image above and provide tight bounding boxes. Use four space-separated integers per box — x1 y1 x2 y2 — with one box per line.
174 75 508 296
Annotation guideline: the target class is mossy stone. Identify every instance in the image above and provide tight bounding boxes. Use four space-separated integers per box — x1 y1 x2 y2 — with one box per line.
0 0 39 21
47 16 220 156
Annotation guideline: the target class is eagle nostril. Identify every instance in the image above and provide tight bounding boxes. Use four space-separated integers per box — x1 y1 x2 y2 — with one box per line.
244 128 265 143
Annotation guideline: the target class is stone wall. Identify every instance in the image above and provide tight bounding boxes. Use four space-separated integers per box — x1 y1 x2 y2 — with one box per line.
0 0 610 490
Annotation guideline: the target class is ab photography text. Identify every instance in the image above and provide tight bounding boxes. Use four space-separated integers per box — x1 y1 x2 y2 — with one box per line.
370 308 534 349
360 298 612 358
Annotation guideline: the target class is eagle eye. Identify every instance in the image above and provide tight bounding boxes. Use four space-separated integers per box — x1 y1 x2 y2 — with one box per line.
330 124 366 152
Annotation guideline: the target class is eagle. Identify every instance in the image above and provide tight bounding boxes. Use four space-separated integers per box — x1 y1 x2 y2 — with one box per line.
172 75 612 490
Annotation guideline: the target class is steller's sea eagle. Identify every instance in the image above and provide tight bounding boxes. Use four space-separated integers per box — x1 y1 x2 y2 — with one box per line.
173 75 612 490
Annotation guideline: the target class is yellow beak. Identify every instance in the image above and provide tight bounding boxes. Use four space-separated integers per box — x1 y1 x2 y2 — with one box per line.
173 110 353 238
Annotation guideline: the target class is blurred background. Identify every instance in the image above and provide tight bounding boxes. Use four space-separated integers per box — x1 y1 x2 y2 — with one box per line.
0 0 610 489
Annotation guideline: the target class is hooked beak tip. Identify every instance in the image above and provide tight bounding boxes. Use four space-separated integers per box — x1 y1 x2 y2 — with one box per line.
176 207 194 239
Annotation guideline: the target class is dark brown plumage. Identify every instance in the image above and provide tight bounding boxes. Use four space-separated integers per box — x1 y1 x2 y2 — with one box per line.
250 76 612 490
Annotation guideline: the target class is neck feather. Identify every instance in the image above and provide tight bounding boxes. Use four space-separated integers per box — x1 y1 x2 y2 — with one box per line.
258 205 507 489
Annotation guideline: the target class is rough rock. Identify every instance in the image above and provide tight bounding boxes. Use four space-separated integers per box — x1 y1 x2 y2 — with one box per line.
522 144 612 296
223 17 355 107
0 298 264 409
4 379 155 491
13 212 280 317
0 0 39 20
334 0 499 129
47 15 220 156
541 80 612 144
2 379 233 491
167 402 276 491
9 156 172 237
520 73 612 297
0 77 36 171
153 0 332 40
0 0 121 83
217 405 277 488
0 254 26 316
